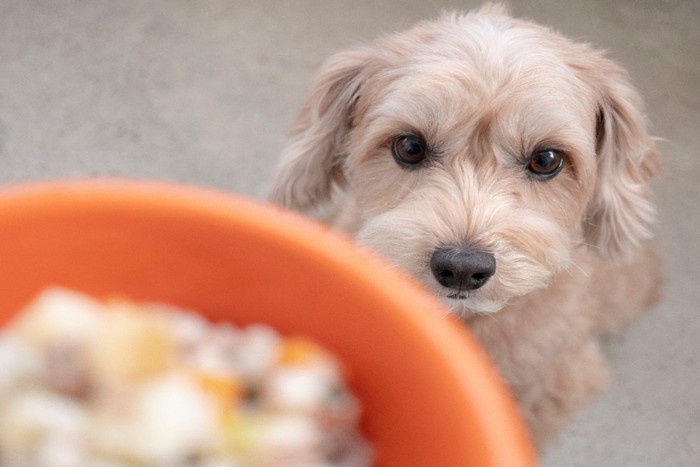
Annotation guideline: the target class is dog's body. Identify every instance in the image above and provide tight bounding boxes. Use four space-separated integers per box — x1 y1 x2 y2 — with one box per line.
270 5 661 448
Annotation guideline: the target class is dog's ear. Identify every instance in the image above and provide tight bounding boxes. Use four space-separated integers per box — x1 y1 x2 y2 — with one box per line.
269 48 372 212
582 58 660 259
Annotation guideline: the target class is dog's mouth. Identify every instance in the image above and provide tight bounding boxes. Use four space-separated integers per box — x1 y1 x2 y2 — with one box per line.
435 288 507 315
446 293 468 300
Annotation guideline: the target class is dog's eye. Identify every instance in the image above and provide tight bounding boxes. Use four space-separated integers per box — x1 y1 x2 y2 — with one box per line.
392 134 428 167
527 149 565 179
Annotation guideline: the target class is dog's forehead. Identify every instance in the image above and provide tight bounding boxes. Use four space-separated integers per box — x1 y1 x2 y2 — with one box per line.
363 16 597 147
376 16 591 108
385 13 578 77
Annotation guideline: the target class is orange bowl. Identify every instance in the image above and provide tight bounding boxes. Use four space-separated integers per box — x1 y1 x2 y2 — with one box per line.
0 179 534 466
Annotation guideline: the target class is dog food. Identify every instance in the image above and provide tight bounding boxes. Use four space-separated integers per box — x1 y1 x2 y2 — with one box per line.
0 288 372 466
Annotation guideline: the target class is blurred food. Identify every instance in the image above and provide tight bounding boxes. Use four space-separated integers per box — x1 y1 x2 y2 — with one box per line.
0 288 372 466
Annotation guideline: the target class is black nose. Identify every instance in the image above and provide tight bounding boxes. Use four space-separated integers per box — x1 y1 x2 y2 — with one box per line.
430 247 496 291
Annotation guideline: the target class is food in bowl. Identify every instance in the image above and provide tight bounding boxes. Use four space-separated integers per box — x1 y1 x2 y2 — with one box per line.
0 287 372 466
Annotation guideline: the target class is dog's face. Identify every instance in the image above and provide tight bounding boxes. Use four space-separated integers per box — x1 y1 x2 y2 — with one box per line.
271 6 659 316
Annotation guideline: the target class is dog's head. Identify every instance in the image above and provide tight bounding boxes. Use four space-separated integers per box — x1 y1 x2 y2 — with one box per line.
270 5 659 315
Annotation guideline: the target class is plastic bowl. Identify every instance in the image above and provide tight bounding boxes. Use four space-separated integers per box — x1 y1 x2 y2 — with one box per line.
0 179 535 466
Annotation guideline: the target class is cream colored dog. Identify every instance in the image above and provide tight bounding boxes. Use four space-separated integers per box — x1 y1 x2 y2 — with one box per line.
269 4 661 449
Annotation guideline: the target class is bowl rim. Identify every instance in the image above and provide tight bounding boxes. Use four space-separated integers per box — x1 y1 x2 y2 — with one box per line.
0 178 536 466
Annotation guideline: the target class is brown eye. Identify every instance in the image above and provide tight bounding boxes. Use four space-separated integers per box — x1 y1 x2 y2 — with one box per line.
392 134 428 167
528 149 565 179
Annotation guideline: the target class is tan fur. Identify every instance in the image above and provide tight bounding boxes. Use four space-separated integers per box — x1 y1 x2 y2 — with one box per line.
269 4 661 450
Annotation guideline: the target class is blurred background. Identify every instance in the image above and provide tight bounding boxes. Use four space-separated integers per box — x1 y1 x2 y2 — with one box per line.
0 1 698 465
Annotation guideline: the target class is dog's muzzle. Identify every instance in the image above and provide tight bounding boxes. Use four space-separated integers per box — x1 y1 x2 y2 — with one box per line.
430 247 496 296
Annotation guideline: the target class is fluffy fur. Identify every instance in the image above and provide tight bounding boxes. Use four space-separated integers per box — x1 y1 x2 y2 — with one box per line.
269 4 661 449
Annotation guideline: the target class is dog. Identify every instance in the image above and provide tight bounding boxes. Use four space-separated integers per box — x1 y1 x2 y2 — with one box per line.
269 4 661 449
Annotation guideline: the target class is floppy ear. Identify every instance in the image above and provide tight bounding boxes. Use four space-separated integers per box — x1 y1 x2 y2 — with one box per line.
269 48 371 212
583 59 661 259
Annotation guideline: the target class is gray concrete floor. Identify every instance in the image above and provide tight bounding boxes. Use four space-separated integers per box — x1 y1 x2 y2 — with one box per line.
1 1 698 465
